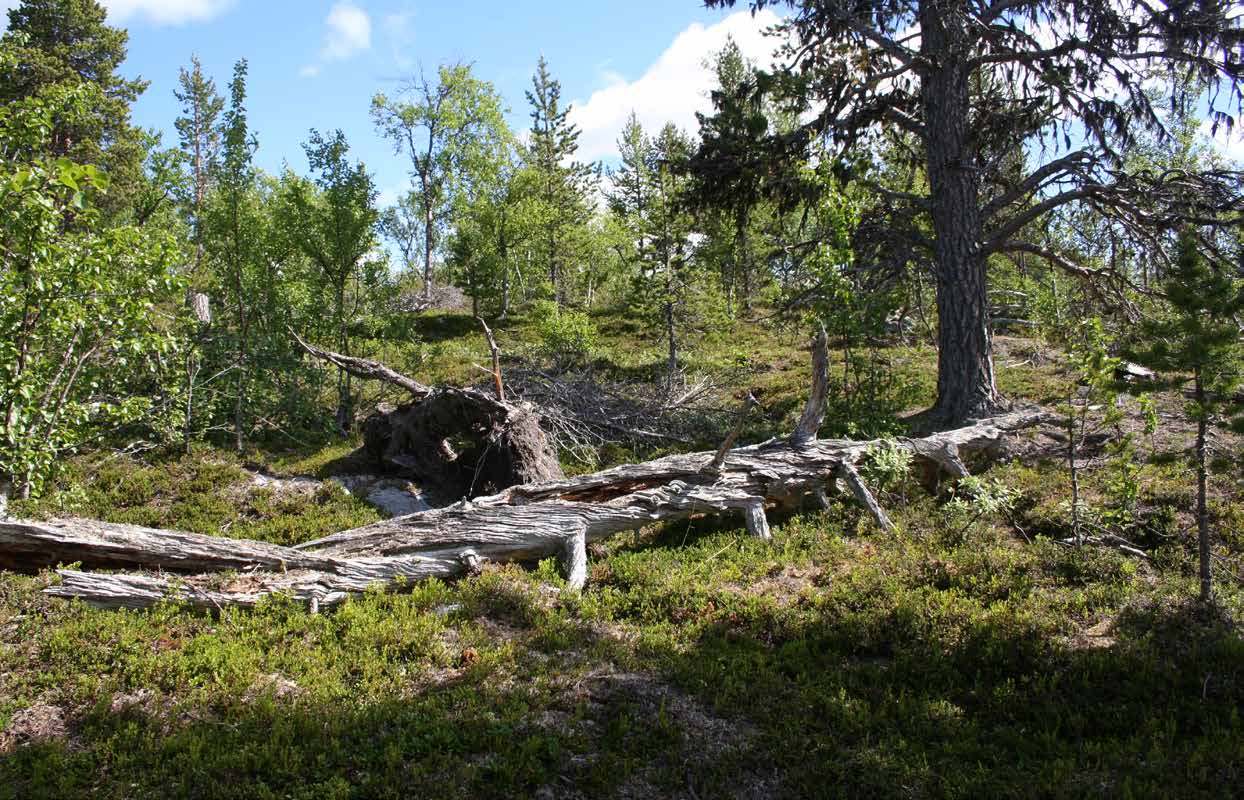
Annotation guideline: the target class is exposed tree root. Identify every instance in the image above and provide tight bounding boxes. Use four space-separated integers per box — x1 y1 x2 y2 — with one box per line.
294 331 563 500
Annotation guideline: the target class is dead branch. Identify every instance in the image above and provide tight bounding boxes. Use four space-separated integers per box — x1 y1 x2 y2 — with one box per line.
290 329 432 399
477 317 505 403
706 393 758 475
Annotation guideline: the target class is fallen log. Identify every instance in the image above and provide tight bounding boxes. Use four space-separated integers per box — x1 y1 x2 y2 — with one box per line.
5 332 1053 609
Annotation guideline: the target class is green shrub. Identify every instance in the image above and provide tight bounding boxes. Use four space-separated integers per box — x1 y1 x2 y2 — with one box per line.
532 300 598 367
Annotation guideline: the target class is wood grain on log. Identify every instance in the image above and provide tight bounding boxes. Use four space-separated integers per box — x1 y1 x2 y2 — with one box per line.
7 408 1049 609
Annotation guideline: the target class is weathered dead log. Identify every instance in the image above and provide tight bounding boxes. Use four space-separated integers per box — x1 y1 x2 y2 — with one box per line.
7 407 1050 609
294 332 563 500
6 331 1054 610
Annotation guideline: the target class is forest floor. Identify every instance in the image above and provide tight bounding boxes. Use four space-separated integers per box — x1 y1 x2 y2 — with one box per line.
1 308 1242 799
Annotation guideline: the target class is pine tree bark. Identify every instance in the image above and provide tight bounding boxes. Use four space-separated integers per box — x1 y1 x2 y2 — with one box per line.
920 0 999 426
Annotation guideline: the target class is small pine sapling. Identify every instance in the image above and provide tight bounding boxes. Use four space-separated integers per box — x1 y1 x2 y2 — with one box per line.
1124 230 1244 603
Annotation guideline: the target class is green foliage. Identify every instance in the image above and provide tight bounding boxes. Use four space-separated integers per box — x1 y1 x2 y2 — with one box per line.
1124 229 1244 600
860 440 913 496
173 53 224 280
1126 231 1244 423
373 63 510 301
942 476 1023 544
802 217 921 437
278 128 381 430
5 450 1241 798
1055 318 1129 542
524 55 596 306
0 60 184 497
531 301 597 368
0 0 149 220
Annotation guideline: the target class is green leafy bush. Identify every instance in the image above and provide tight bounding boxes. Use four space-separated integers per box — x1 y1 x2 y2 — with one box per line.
860 439 914 496
532 300 598 367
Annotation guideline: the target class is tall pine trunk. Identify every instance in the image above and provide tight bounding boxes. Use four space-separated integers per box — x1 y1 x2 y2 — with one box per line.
920 0 998 426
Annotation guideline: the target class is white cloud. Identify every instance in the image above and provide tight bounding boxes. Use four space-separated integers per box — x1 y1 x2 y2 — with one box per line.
320 2 371 62
384 10 416 69
102 0 234 26
568 10 783 162
301 1 372 78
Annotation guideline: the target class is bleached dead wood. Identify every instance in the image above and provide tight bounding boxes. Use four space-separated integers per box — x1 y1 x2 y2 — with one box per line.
477 316 506 403
790 327 829 446
836 463 896 533
563 527 587 591
4 330 1053 609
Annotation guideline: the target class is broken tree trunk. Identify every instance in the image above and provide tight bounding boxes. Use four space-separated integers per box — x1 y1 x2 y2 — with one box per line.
4 332 1052 610
293 331 563 500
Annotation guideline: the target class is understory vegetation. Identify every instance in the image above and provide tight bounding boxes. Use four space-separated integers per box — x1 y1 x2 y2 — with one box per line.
3 0 1244 796
3 314 1244 798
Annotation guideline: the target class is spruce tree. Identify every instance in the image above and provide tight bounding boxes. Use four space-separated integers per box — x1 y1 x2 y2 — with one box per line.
1126 230 1244 603
525 55 594 305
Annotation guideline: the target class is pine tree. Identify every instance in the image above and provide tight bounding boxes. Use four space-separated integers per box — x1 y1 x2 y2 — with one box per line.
1126 230 1244 603
0 0 149 219
608 112 652 234
174 54 224 279
525 55 594 306
699 0 1244 426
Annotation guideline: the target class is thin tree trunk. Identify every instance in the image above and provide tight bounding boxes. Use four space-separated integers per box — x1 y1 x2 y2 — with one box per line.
1068 393 1083 546
499 218 511 318
233 278 247 453
737 207 752 313
335 281 352 433
423 201 435 302
1195 370 1212 603
184 351 198 455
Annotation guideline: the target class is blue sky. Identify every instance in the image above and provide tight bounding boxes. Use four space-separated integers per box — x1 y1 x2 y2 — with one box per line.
5 0 1238 207
1 0 784 206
